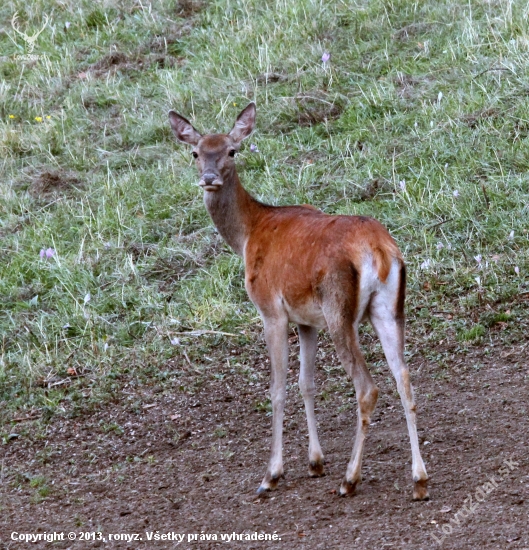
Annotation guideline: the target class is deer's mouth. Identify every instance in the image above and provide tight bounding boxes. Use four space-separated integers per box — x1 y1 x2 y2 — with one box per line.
198 178 223 191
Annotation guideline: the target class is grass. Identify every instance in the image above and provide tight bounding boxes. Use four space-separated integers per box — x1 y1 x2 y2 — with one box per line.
0 0 528 425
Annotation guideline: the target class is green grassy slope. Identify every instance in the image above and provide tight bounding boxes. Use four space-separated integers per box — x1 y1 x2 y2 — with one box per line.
0 0 528 422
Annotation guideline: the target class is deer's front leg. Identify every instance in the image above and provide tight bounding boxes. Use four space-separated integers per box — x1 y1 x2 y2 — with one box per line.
298 324 324 477
257 315 289 494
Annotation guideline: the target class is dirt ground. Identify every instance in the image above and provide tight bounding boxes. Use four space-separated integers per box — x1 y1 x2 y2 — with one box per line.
1 333 528 550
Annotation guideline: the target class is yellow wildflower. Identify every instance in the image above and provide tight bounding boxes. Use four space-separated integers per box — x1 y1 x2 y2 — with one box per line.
233 102 237 106
45 115 51 119
35 116 43 122
9 114 15 119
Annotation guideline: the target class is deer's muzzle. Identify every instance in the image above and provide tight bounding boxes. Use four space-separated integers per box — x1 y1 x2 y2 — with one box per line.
199 173 223 191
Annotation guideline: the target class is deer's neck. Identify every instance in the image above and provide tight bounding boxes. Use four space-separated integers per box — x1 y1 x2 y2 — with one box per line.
203 169 263 257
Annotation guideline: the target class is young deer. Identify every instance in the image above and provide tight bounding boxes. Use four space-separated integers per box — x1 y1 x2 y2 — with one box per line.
169 103 429 500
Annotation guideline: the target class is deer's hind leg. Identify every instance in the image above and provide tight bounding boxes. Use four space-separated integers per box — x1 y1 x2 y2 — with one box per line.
369 263 429 500
334 326 378 496
298 324 325 477
320 268 378 496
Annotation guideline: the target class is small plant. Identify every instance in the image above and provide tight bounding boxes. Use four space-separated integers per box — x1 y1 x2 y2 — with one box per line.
29 475 47 488
37 485 51 498
214 427 227 438
74 515 84 527
319 391 331 402
85 8 106 29
481 311 512 327
458 324 486 342
254 399 272 414
100 421 124 435
28 476 50 503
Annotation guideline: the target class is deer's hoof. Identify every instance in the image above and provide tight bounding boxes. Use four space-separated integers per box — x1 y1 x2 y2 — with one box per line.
308 459 325 477
257 473 283 495
339 479 359 496
412 479 429 501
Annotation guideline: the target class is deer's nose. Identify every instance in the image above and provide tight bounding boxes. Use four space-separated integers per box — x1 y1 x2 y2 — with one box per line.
202 173 217 185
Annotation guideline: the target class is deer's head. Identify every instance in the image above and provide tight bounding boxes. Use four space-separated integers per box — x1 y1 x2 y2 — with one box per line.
169 103 256 192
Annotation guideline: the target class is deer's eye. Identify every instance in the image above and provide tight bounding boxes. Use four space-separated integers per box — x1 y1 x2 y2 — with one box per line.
228 149 236 157
192 152 198 159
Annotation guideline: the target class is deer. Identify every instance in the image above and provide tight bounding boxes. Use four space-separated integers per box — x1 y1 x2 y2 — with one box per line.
168 102 429 501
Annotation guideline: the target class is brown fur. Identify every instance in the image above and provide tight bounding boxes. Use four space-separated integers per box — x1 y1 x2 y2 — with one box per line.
245 209 400 316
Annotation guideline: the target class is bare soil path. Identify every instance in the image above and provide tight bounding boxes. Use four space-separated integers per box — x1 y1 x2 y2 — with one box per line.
1 337 528 549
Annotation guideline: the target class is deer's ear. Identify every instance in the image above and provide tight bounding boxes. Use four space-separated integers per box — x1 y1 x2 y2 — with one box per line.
229 102 256 144
168 111 202 145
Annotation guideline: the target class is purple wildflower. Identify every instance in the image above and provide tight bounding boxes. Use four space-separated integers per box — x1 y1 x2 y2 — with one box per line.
40 248 55 259
321 52 330 64
250 143 259 153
